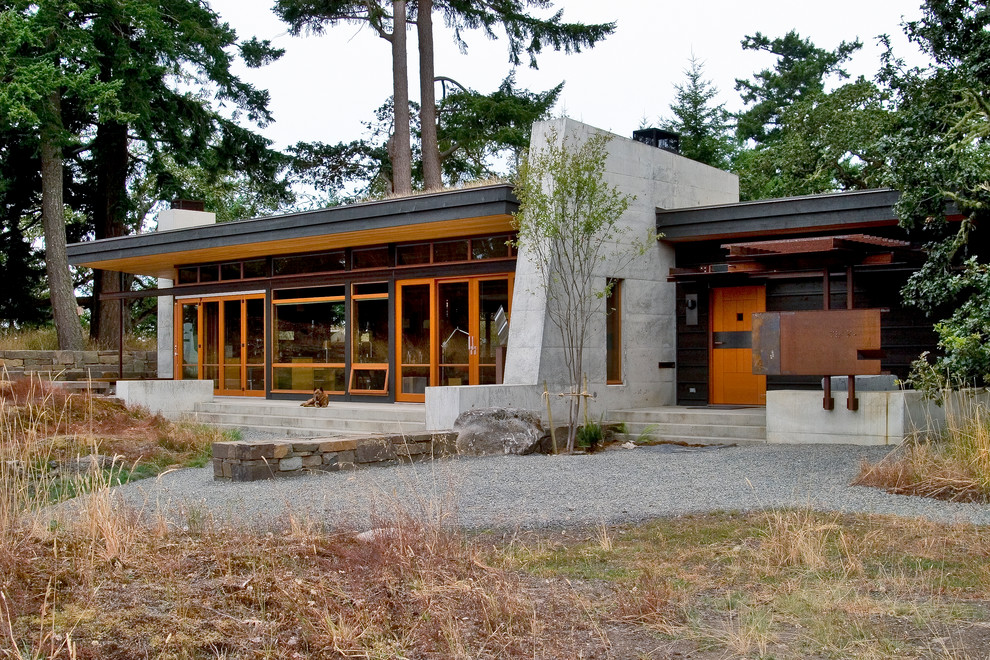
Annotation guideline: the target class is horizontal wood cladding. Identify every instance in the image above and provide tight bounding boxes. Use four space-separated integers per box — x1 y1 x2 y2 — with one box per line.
71 214 516 278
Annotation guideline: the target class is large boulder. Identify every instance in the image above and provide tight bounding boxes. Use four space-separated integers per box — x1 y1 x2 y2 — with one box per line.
453 407 544 456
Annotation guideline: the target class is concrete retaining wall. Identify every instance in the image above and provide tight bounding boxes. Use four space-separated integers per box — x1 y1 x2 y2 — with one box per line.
766 389 990 445
0 350 157 381
116 379 213 418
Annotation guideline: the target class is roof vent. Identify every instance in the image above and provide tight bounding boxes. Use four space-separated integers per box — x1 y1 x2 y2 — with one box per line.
171 199 206 212
632 128 680 154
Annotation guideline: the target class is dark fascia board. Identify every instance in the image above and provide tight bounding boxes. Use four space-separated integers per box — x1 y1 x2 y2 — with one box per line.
657 189 901 242
67 184 518 265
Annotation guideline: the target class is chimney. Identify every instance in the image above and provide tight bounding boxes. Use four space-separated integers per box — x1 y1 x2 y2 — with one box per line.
632 128 680 155
157 200 215 231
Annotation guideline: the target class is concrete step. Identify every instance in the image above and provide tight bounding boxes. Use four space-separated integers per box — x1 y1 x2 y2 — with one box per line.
612 433 762 446
616 420 766 441
609 407 766 426
193 411 426 435
193 401 425 423
608 406 767 444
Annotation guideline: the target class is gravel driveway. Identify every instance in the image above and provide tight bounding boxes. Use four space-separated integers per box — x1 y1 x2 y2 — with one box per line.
112 444 990 531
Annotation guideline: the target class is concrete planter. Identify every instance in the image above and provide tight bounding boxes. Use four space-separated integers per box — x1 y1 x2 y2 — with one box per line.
766 389 990 445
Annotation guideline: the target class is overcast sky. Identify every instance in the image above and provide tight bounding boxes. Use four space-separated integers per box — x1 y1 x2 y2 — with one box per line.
206 0 931 151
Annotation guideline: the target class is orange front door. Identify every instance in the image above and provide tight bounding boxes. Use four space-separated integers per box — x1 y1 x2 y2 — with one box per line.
710 286 766 405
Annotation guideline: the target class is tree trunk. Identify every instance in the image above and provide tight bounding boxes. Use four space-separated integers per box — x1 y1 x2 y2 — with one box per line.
90 120 130 347
40 93 84 351
417 0 441 190
390 0 412 195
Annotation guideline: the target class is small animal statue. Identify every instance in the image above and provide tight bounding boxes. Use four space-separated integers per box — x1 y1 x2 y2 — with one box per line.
301 386 330 408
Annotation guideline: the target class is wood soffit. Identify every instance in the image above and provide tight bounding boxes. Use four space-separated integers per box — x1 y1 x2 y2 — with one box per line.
71 215 515 278
66 185 518 278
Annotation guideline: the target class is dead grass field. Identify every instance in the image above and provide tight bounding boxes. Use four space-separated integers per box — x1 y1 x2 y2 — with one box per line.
1 378 989 658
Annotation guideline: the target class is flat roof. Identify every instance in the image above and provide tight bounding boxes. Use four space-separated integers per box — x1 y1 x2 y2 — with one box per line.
67 184 518 278
657 188 901 242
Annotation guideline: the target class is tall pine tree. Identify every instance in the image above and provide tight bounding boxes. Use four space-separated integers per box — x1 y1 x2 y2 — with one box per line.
661 55 734 170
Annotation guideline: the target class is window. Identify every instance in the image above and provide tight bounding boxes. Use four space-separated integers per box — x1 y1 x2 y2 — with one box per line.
606 279 622 384
272 288 346 393
351 281 390 394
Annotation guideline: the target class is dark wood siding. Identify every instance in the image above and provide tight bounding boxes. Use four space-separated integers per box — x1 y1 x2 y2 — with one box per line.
675 283 709 405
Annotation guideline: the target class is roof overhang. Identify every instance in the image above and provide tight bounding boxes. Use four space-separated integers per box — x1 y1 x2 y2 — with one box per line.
67 184 518 278
657 189 902 242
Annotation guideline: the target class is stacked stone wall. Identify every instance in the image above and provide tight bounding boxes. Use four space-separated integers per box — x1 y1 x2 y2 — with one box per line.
0 350 157 381
212 432 458 482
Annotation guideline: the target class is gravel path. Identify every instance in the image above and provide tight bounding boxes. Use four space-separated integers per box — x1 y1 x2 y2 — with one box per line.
111 443 990 531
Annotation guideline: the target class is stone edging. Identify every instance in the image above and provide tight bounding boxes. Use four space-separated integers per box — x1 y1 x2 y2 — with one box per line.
212 432 457 482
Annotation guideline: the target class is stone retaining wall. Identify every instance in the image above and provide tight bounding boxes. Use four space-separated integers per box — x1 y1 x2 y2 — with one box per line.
0 350 157 381
212 432 458 482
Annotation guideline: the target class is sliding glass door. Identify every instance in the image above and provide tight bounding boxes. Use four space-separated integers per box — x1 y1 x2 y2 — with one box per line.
175 295 265 396
395 275 512 402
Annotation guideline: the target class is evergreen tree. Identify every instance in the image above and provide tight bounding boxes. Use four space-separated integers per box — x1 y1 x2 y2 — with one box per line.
882 0 990 386
660 55 734 170
735 30 861 145
0 0 121 349
276 0 613 191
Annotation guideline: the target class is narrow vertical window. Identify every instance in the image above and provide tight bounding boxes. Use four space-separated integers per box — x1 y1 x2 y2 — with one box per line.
606 278 622 384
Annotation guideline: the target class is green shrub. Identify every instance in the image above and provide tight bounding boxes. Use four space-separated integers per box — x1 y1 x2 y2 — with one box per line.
576 420 605 452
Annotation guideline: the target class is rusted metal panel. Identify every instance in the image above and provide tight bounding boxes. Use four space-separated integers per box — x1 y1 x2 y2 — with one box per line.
752 309 883 376
752 313 780 375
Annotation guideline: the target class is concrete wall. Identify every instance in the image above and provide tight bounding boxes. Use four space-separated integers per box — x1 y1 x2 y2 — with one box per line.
155 208 216 378
430 118 739 429
116 379 213 418
765 389 990 445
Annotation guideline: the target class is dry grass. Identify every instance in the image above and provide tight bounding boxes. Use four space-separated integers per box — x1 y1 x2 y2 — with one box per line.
1 383 989 657
855 397 990 502
1 376 226 489
0 328 156 351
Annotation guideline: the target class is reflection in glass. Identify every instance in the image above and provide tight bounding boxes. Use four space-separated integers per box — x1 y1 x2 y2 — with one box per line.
471 235 510 260
399 283 431 397
438 282 469 380
274 301 345 363
221 262 241 280
181 304 199 370
273 251 346 276
396 243 430 265
246 298 265 364
352 246 390 270
352 298 389 363
351 368 387 392
434 240 469 263
478 279 509 364
274 367 345 393
223 299 242 390
204 301 220 388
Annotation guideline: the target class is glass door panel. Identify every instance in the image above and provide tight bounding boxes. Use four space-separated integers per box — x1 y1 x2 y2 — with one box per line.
438 281 470 386
477 279 510 385
179 302 200 380
222 299 242 392
203 300 220 390
396 281 432 401
176 295 265 396
245 297 265 393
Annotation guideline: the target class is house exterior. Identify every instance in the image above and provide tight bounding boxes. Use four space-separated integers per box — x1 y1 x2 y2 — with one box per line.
66 118 938 441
